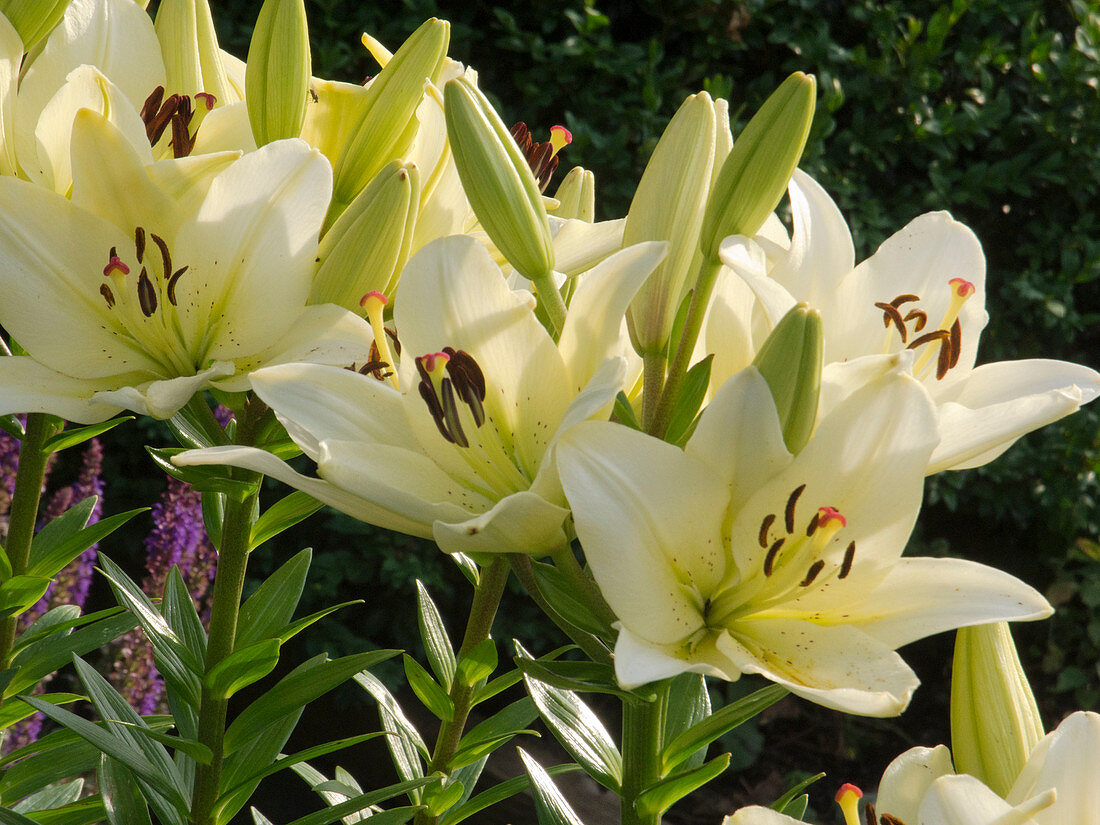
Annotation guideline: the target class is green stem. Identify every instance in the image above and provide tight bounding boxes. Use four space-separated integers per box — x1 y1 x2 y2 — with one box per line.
649 258 722 439
532 272 568 339
0 414 57 668
621 684 668 825
640 351 667 433
415 557 511 825
189 399 267 825
509 555 611 665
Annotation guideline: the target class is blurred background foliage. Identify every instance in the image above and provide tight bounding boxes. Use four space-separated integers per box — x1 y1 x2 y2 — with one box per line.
105 0 1099 818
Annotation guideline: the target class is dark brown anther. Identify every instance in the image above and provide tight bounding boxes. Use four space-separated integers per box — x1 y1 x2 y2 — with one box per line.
904 308 927 331
167 266 188 306
418 380 453 443
140 86 165 124
799 560 825 587
144 92 181 146
806 510 820 537
880 815 906 825
137 270 157 317
439 378 469 447
936 336 952 380
763 538 785 576
385 326 402 355
948 318 962 368
170 110 194 158
890 294 920 307
758 513 776 547
358 342 393 380
784 484 805 534
509 121 564 192
863 801 877 825
875 301 908 341
510 122 530 147
134 226 146 263
99 283 115 308
150 233 172 279
907 329 950 350
839 541 856 578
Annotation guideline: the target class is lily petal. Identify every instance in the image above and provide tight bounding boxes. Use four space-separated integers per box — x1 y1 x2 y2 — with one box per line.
921 775 1038 825
432 490 570 557
0 356 124 422
1008 711 1100 825
92 361 235 419
876 745 955 825
613 624 728 689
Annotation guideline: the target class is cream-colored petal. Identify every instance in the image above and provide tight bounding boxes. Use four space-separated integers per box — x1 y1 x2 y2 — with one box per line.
557 420 725 645
0 356 124 423
248 361 420 458
721 806 804 825
0 177 160 376
702 266 758 390
718 619 919 716
432 490 570 556
799 558 1051 649
92 360 234 418
552 217 625 277
558 241 666 391
188 102 256 155
1008 711 1100 825
613 625 729 690
145 149 242 217
181 139 332 361
718 235 797 330
875 745 955 825
173 445 445 538
301 79 370 169
0 14 21 176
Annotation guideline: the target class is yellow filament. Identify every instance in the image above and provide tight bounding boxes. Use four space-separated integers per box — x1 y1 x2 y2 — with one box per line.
361 293 399 388
912 280 973 377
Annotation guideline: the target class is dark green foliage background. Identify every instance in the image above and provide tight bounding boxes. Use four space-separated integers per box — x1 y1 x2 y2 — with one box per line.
132 0 1098 814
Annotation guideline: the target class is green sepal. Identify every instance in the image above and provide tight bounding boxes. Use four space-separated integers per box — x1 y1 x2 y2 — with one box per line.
635 753 730 818
659 684 787 773
249 492 324 550
41 418 131 455
415 580 456 690
403 654 454 722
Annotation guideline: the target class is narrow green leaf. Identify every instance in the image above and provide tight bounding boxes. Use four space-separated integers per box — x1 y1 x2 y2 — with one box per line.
0 693 81 730
235 548 312 649
16 797 106 825
4 613 137 697
0 577 52 618
450 553 479 587
470 669 522 706
781 794 809 819
0 414 24 440
415 581 456 690
0 806 38 824
529 562 609 639
9 776 83 813
27 498 96 564
666 353 713 446
514 655 637 701
439 765 580 825
612 391 641 430
423 780 465 817
355 672 427 792
455 639 496 688
204 639 281 700
224 650 399 755
12 605 82 654
251 809 275 825
161 568 206 665
663 673 711 771
521 670 622 792
274 600 361 645
250 492 324 550
451 697 539 770
518 750 585 825
284 775 433 825
99 756 153 825
403 655 454 722
117 724 212 765
201 490 225 552
659 684 787 773
770 772 825 813
42 418 131 454
0 737 102 802
636 753 730 818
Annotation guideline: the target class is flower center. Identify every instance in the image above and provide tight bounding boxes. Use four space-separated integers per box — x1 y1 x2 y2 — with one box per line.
98 227 194 375
140 86 216 159
873 277 975 380
415 349 486 448
510 122 572 192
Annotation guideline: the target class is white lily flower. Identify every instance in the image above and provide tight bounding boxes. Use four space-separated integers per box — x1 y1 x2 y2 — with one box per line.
0 112 373 422
557 364 1051 715
871 712 1100 824
174 234 666 556
719 169 1100 473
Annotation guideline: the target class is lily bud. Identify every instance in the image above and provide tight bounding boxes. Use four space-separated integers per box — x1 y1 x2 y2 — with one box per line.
751 303 822 454
155 0 235 103
246 0 311 146
331 18 450 213
443 76 554 283
700 72 816 260
625 92 719 356
951 622 1044 797
0 0 68 50
311 161 420 309
553 166 594 222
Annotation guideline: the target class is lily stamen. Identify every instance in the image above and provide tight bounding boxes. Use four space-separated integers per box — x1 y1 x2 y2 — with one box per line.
784 483 806 533
359 291 399 388
510 121 573 192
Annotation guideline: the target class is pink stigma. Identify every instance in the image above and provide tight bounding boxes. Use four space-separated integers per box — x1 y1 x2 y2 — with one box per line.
549 125 572 155
359 290 389 308
103 256 130 278
817 506 847 528
421 351 451 373
195 92 216 110
949 277 975 297
835 783 862 802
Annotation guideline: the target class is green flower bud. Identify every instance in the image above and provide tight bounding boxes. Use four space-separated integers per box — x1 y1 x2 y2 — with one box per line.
752 303 822 454
951 622 1044 797
311 161 420 309
553 165 594 222
0 0 68 50
246 0 311 146
443 76 554 283
700 72 816 260
155 0 235 102
625 92 719 356
331 18 449 214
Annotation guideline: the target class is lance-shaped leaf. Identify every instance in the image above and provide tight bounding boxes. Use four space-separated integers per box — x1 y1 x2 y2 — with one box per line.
415 580 456 690
518 750 585 825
